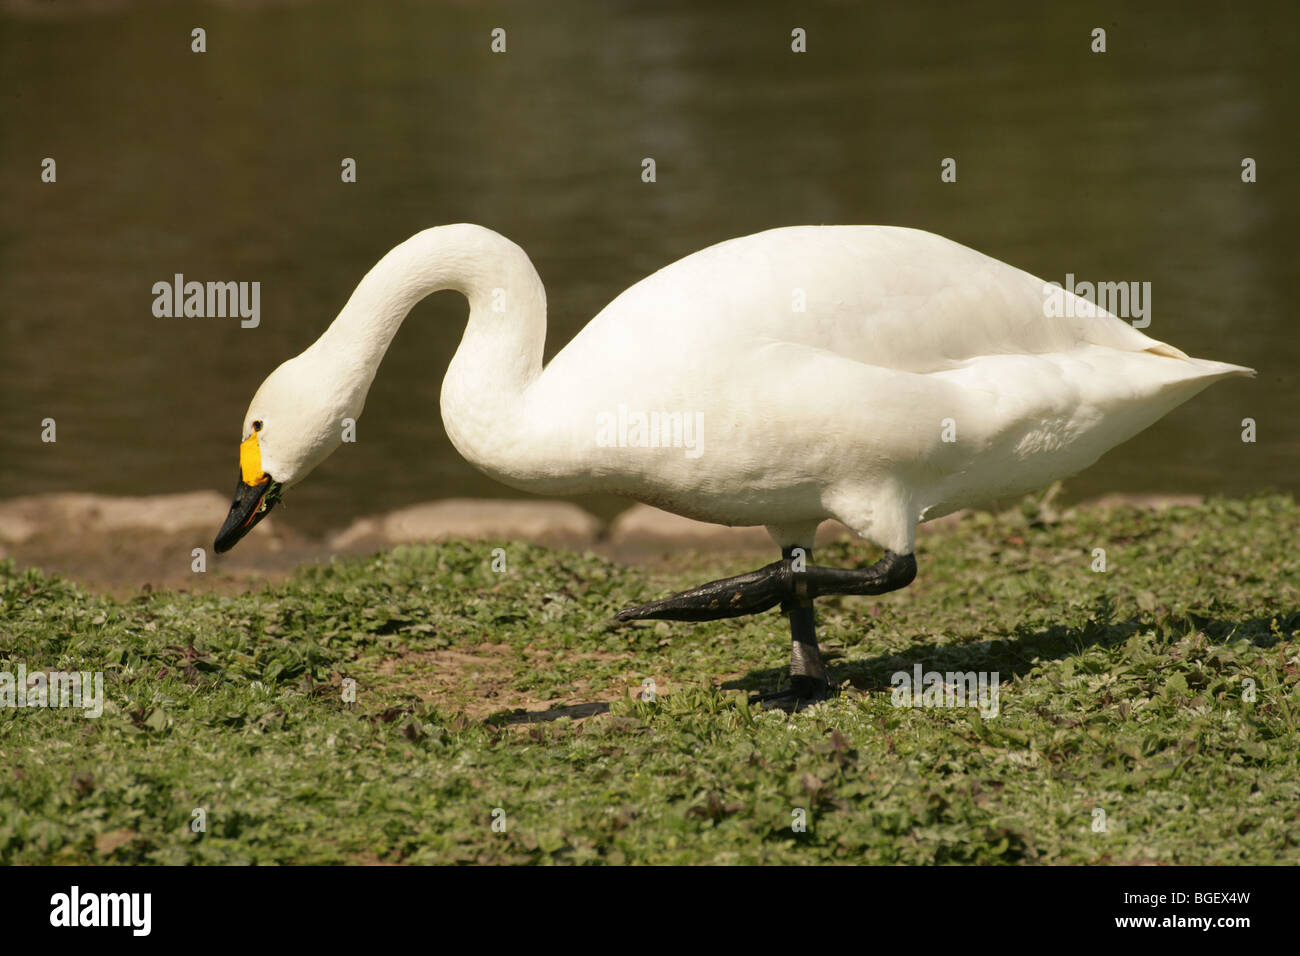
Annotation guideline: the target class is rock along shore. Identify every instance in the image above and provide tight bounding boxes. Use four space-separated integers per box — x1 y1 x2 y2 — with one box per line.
0 490 1204 597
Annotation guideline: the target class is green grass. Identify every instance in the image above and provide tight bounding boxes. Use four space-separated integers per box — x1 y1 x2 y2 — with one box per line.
1 493 1297 864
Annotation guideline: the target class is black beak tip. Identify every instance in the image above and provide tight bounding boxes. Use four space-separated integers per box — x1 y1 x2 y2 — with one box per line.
213 477 275 554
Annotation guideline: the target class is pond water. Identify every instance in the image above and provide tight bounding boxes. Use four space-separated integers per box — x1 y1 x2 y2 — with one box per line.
1 0 1294 534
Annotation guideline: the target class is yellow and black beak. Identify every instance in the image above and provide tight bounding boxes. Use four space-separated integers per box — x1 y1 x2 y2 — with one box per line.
214 429 281 553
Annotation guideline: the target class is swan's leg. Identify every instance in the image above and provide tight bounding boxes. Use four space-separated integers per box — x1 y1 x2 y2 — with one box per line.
765 548 916 708
615 547 917 709
783 547 828 703
613 549 917 622
612 559 791 622
801 550 917 596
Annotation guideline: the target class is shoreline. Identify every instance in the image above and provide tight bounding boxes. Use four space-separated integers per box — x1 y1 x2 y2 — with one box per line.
0 489 1211 597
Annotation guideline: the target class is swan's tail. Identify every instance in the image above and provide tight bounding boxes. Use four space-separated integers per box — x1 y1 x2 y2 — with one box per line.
1143 346 1255 380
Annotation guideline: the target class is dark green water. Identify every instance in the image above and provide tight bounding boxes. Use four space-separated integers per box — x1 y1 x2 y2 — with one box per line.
2 0 1295 533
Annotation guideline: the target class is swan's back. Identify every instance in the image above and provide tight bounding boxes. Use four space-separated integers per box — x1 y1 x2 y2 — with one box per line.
559 225 1219 374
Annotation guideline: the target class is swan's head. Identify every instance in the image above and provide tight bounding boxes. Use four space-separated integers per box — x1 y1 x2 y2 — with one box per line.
214 354 355 552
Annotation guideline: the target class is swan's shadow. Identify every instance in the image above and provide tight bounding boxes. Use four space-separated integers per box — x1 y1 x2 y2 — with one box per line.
498 701 611 725
721 599 1295 696
490 602 1292 725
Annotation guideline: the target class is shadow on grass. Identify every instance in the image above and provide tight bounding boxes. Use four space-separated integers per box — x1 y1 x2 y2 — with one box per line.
480 604 1295 723
494 702 612 725
720 600 1298 696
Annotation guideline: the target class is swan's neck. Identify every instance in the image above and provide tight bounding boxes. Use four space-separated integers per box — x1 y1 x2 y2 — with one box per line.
311 224 548 482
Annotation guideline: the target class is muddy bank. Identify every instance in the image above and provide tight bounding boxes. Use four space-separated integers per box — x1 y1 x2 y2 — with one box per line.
0 490 1205 597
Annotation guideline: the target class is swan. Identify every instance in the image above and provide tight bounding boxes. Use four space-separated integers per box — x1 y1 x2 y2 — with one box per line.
213 224 1252 707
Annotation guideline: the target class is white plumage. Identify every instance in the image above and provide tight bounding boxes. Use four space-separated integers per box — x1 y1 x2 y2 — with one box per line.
222 223 1251 556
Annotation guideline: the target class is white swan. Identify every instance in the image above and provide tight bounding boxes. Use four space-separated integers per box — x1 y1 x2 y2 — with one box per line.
214 224 1251 704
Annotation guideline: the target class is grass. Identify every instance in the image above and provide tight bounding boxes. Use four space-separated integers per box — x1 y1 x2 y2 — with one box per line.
1 493 1297 864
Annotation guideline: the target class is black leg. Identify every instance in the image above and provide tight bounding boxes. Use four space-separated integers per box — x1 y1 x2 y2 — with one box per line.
783 547 828 703
800 550 917 596
614 548 916 622
612 559 790 622
614 546 917 711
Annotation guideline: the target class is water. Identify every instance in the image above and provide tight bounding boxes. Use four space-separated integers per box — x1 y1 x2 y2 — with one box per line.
1 0 1295 535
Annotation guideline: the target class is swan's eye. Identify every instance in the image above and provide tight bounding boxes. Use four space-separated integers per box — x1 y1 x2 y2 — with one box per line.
252 420 264 432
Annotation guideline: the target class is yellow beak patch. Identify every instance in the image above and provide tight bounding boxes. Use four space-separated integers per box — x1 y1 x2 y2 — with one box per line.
239 431 267 485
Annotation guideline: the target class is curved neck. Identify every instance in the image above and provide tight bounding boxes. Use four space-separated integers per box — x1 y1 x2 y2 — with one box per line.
310 224 548 478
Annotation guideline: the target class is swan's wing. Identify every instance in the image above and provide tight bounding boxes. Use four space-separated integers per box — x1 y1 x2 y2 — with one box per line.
560 225 1246 376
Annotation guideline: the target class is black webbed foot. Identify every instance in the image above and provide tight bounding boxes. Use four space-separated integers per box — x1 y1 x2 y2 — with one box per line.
613 559 790 622
614 550 916 623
